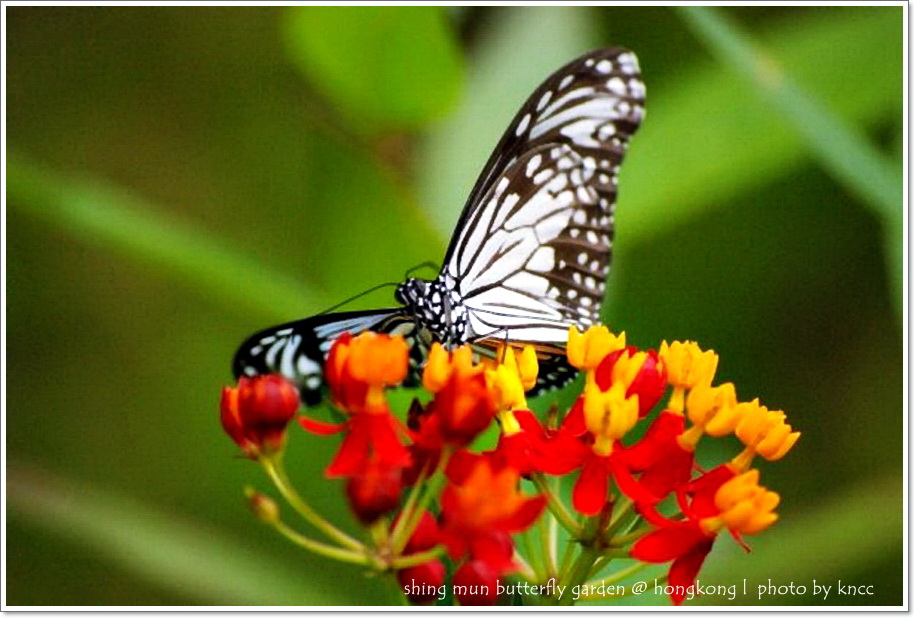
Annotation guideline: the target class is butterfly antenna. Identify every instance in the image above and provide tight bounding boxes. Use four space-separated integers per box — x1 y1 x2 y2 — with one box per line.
317 282 400 315
404 261 441 280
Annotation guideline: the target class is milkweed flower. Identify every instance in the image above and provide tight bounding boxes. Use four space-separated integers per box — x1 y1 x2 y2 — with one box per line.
221 323 798 607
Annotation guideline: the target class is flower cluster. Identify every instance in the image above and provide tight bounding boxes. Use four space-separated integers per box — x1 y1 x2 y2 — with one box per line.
220 326 799 606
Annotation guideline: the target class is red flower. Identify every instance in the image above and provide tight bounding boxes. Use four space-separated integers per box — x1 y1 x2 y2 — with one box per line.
298 332 413 479
440 456 544 562
419 345 496 446
323 412 411 478
595 347 667 418
631 466 740 605
325 331 408 415
631 521 715 605
345 454 404 524
220 374 299 457
618 410 695 506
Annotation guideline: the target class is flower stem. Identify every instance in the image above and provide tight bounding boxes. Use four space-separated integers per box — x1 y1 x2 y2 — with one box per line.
261 454 362 552
391 447 452 556
272 519 371 566
390 546 444 570
389 459 431 549
531 473 580 536
540 508 557 578
584 559 653 590
558 546 600 606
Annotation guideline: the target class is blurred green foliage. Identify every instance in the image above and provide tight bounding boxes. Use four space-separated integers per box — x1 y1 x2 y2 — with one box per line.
6 6 903 607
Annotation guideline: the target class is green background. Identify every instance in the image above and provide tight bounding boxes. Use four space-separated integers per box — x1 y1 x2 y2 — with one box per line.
6 5 904 607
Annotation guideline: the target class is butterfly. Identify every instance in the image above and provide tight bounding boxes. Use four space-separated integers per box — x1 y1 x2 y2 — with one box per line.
233 48 645 405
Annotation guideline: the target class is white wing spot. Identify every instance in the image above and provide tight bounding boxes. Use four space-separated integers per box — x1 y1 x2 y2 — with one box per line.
629 79 645 99
533 168 553 185
559 74 574 89
526 154 543 178
598 124 617 140
516 113 531 136
606 77 627 95
537 90 553 111
595 59 613 74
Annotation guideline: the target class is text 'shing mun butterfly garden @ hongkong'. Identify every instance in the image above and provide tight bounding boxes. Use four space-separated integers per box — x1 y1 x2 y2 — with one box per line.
220 48 800 607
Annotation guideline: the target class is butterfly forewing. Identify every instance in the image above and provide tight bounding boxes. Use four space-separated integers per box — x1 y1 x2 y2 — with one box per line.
445 48 645 341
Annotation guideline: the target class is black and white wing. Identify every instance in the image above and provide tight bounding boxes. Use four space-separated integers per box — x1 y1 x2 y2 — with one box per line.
443 48 645 344
233 309 418 405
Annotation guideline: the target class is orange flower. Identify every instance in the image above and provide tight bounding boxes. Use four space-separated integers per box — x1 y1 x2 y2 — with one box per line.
326 331 409 414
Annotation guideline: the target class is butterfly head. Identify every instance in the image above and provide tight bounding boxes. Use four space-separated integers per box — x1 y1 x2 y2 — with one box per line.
395 276 467 347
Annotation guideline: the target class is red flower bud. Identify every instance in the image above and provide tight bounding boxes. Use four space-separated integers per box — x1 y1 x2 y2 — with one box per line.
398 559 446 605
220 374 299 456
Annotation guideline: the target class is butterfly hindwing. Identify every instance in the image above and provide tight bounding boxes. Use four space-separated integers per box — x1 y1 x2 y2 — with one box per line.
233 309 417 405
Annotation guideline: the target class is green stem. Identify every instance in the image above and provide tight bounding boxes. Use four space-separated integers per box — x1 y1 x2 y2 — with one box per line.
558 546 601 606
391 447 452 556
540 507 557 578
531 473 580 536
390 546 444 570
262 455 363 552
389 459 432 549
272 519 371 566
585 560 653 589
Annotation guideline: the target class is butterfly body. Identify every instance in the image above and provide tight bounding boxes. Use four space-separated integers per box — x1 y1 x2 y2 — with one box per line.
233 48 645 404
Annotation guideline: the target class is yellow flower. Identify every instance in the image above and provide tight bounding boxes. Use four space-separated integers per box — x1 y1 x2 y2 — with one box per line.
733 399 801 468
659 340 718 390
711 470 780 535
583 382 639 456
567 325 626 371
686 382 740 436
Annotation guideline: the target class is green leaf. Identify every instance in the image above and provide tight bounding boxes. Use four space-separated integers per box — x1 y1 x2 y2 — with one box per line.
677 6 900 225
7 463 333 605
6 154 326 322
283 6 464 133
618 7 901 246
